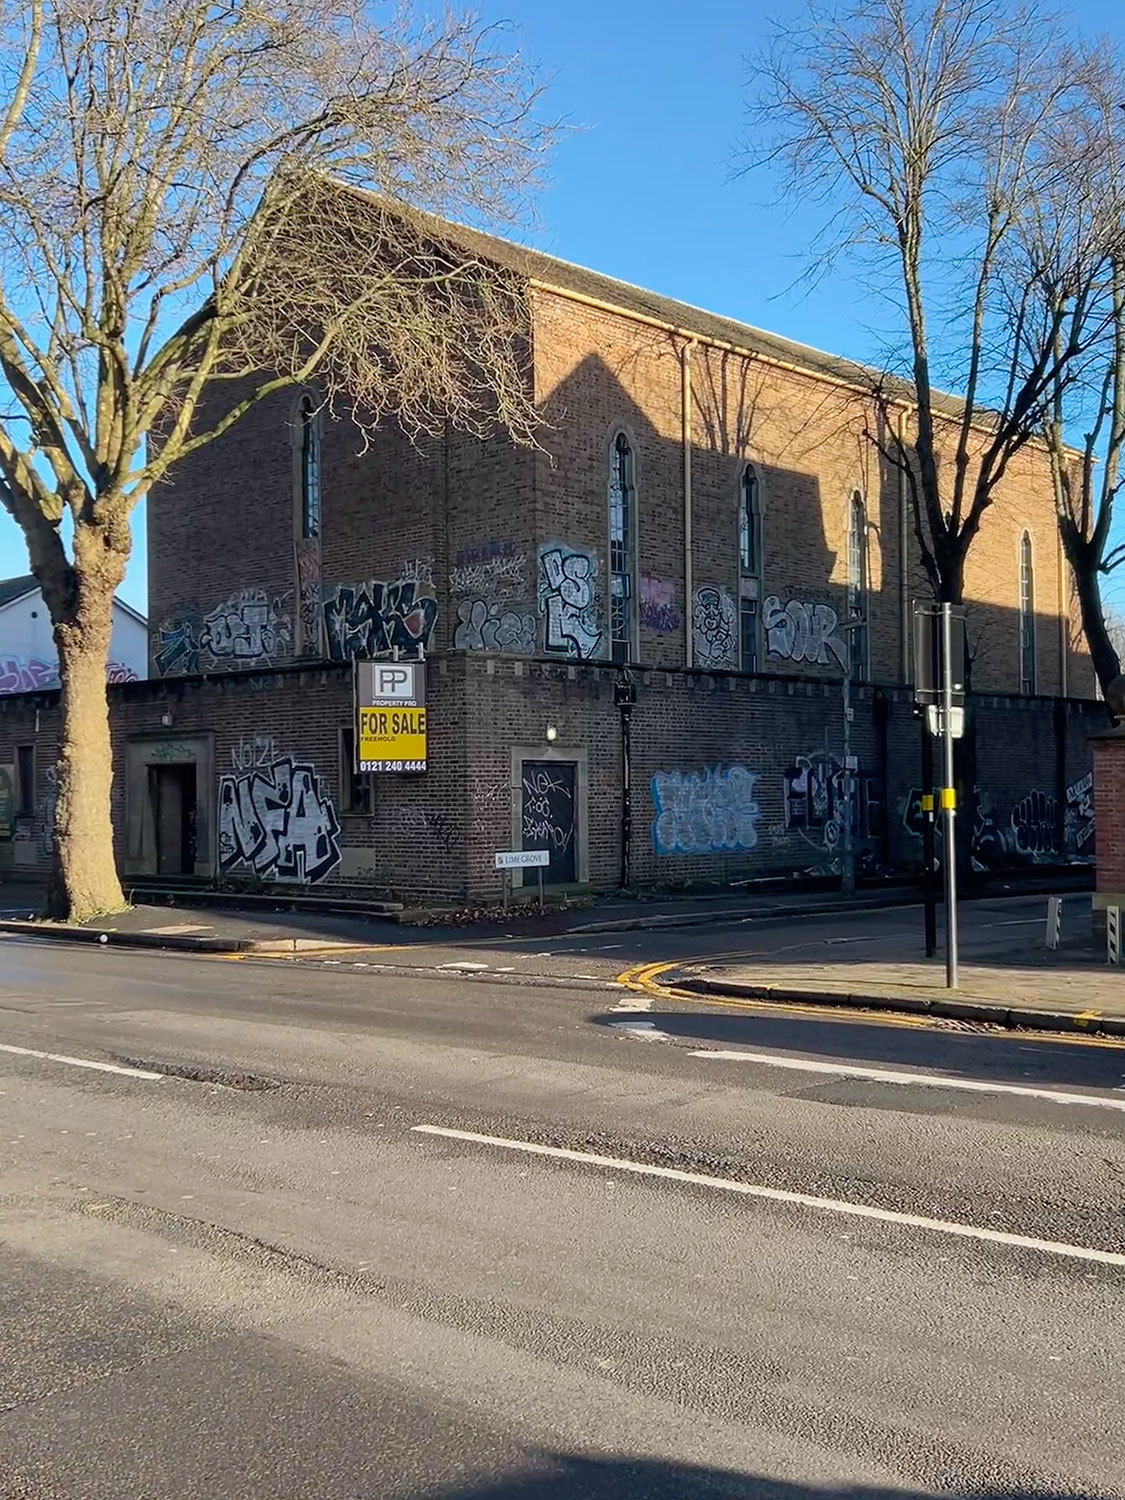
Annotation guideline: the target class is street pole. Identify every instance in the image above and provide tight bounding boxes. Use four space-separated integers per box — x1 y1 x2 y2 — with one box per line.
841 650 854 897
921 725 936 958
941 602 959 988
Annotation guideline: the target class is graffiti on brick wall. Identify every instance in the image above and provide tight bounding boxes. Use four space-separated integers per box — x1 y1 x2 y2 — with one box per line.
200 588 290 666
106 662 139 684
295 537 322 656
37 763 57 856
450 542 525 597
153 616 199 676
783 752 882 853
640 573 680 634
400 558 434 585
651 765 761 856
538 545 602 659
763 595 848 670
903 784 1064 867
453 599 535 653
230 734 279 772
1065 772 1094 850
396 805 457 853
691 586 737 669
1010 790 1059 857
322 576 438 661
217 756 341 883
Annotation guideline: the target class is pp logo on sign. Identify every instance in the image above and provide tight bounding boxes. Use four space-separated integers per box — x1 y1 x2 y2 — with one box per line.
375 665 415 700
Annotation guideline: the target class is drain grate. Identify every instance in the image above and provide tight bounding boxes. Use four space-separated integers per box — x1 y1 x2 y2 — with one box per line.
112 1056 278 1090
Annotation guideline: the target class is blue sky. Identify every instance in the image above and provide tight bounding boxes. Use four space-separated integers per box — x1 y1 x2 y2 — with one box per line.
3 0 1124 611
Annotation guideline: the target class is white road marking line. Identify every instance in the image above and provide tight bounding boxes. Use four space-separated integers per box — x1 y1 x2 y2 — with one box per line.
686 1049 1125 1111
437 961 491 972
412 1124 1125 1269
0 1043 162 1080
611 990 654 1012
609 1020 669 1041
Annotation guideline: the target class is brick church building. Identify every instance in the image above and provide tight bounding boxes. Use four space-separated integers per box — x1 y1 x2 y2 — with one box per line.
0 204 1105 897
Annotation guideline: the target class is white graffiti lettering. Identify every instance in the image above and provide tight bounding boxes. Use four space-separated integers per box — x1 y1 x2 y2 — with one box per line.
521 766 575 852
200 588 290 666
763 595 848 670
217 757 341 883
230 734 279 772
450 553 526 596
538 546 602 659
651 766 761 856
453 598 535 653
1065 771 1094 849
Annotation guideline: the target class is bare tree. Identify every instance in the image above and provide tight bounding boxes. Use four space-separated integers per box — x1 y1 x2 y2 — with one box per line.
1030 68 1125 698
744 0 1122 607
0 0 550 920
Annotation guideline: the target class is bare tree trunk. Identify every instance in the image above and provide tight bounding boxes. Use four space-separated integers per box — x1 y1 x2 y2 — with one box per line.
47 567 126 921
1070 553 1123 696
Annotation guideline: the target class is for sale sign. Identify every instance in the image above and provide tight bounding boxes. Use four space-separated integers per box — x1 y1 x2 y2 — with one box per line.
355 661 427 773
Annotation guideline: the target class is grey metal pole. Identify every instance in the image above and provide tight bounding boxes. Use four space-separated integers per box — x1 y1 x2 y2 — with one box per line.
941 602 959 988
841 651 854 897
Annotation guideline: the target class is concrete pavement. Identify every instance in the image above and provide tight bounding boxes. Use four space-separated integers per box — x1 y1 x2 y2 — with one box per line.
1 934 1124 1494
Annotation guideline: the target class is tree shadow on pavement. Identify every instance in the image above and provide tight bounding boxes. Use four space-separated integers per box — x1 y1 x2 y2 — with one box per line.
420 1453 1079 1499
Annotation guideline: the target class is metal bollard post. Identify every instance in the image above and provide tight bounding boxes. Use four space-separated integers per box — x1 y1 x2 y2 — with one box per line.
1045 896 1062 951
1109 906 1122 966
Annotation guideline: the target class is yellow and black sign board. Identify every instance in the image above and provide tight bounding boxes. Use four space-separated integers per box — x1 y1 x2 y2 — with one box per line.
355 660 427 773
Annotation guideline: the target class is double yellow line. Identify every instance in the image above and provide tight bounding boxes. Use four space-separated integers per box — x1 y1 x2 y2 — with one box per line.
614 955 1125 1049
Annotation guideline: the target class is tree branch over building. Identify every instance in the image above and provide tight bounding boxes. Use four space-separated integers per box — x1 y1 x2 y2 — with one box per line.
0 0 552 920
743 0 1125 608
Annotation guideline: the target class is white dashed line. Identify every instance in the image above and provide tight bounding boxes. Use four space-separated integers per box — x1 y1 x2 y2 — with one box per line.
0 1043 162 1080
687 1049 1125 1111
412 1124 1125 1268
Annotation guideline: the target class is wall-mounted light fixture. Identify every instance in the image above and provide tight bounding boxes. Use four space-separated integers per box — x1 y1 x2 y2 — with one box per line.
545 724 558 743
159 711 173 728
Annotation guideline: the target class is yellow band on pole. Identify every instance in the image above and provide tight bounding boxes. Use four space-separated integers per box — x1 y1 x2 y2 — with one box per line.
920 794 934 813
940 787 956 810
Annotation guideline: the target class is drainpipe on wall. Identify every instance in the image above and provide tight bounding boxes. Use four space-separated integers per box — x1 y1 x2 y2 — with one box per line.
1057 519 1069 697
898 407 911 684
682 340 695 668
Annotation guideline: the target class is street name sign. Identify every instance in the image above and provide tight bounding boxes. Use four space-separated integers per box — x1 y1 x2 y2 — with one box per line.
494 850 550 870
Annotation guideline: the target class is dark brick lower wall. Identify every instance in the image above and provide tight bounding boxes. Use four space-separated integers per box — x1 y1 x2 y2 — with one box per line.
0 654 1108 899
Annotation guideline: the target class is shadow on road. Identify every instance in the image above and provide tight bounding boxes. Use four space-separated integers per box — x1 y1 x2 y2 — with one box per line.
423 1453 1076 1498
592 1008 1125 1092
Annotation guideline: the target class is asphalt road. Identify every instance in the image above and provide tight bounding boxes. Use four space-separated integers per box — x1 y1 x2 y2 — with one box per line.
1 925 1123 1498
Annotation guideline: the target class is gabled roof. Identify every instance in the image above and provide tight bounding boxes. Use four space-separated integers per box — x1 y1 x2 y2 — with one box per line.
0 573 147 624
0 574 37 610
339 185 959 417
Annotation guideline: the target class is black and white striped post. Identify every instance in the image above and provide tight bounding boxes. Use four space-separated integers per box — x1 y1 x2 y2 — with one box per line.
1109 906 1122 966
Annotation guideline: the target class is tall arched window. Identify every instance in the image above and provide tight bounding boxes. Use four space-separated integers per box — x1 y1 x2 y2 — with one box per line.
847 491 868 678
1019 530 1036 693
609 431 635 663
738 464 763 671
299 394 321 540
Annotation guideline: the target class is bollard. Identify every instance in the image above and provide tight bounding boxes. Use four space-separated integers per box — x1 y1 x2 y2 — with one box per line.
1109 906 1122 966
1045 896 1062 951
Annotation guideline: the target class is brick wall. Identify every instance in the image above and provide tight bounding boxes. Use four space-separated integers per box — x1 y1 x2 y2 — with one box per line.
1093 728 1125 907
147 281 1095 700
0 659 1104 899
